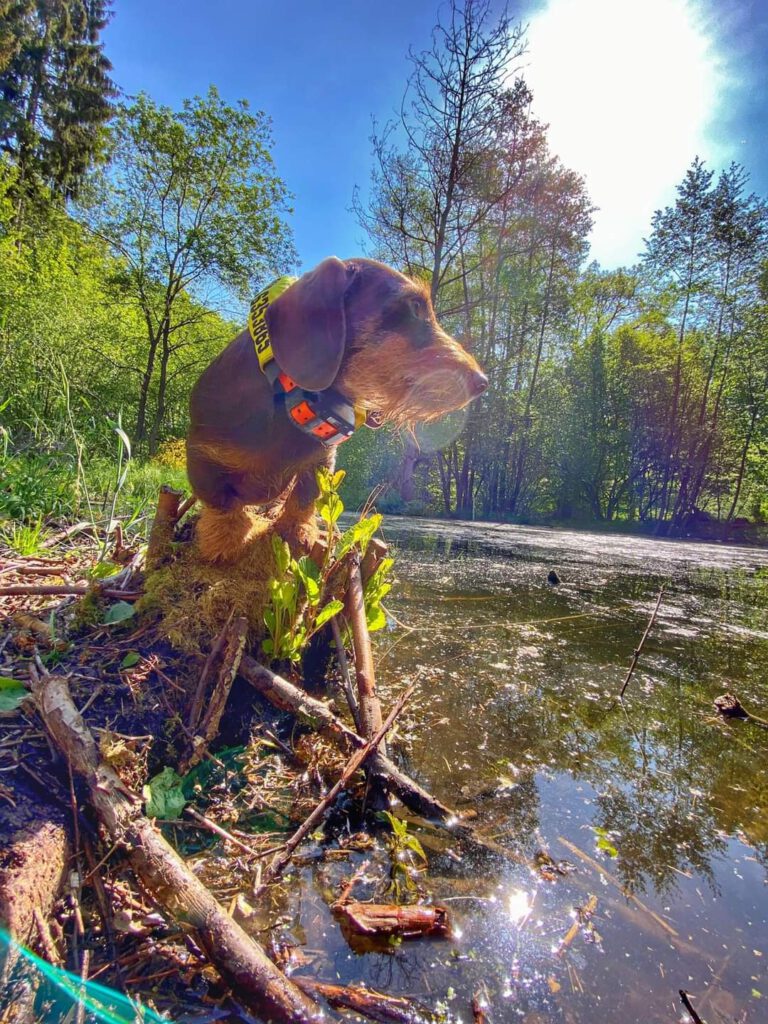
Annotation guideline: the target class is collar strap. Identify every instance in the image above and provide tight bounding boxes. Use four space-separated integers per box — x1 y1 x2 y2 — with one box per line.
248 277 365 447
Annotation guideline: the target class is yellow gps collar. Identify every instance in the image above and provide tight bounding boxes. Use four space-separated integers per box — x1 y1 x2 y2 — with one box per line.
247 277 366 447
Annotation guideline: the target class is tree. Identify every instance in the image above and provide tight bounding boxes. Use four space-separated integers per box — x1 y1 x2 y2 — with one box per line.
356 0 526 502
0 0 115 205
79 88 296 452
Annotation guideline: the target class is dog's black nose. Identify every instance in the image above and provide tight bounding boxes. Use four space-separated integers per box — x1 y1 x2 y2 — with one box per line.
470 371 489 396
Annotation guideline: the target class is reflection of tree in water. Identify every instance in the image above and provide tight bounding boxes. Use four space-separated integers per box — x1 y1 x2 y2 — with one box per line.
593 781 723 896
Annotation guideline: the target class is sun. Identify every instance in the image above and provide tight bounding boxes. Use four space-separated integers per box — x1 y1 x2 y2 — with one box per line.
522 0 727 268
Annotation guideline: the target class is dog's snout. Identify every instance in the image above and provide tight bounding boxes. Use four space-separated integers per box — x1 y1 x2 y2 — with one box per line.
469 370 489 396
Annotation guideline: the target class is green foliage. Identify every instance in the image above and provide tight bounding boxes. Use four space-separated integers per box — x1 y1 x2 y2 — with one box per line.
381 810 428 898
102 600 135 625
143 766 186 820
0 0 115 201
0 676 28 712
0 515 47 555
262 467 389 664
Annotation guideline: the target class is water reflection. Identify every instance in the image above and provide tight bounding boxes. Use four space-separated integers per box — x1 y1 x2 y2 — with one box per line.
289 520 768 1021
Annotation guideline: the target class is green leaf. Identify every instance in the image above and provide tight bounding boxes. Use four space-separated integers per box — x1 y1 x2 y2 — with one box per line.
120 651 140 669
103 601 135 625
143 767 186 819
271 535 291 575
314 599 344 630
366 604 387 632
332 469 346 488
0 677 28 712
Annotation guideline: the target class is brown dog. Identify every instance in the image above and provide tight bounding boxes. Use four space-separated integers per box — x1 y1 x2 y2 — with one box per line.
186 257 487 562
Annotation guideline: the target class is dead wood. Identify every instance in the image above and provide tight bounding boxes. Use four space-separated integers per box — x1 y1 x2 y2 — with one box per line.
0 584 140 599
260 685 413 889
41 521 98 549
240 657 514 863
146 485 183 571
556 894 598 957
174 494 197 525
714 692 768 728
295 978 433 1024
345 552 384 749
28 668 322 1024
333 901 450 939
0 788 71 946
618 585 665 698
180 614 248 773
679 989 704 1024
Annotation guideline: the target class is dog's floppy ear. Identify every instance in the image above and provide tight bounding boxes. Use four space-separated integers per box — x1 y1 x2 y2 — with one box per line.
266 256 350 391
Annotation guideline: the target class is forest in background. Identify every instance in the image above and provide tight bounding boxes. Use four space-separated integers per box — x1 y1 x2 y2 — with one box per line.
1 0 767 543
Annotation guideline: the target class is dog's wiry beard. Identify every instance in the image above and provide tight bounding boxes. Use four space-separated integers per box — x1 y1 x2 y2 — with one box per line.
339 334 480 429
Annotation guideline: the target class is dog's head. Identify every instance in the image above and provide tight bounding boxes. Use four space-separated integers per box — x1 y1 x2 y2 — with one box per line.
265 256 487 426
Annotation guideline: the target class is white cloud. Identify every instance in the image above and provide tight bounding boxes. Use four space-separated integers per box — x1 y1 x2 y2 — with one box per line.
522 0 729 267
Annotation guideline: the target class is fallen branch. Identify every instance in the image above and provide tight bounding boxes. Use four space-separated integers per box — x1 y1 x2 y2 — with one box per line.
0 583 141 599
41 522 98 549
295 978 434 1024
186 609 235 731
29 666 321 1024
345 552 385 750
181 615 248 773
618 585 665 698
331 616 362 733
260 684 414 889
240 657 513 863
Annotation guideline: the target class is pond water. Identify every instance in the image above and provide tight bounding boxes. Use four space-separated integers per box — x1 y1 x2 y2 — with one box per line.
286 520 768 1023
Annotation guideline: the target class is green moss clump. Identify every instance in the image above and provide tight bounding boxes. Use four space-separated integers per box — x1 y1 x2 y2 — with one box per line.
138 512 278 655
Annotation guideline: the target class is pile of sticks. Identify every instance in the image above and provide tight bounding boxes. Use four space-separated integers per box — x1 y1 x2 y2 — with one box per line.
2 487 510 1024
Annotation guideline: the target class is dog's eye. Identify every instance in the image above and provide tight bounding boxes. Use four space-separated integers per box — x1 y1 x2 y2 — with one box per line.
408 297 429 320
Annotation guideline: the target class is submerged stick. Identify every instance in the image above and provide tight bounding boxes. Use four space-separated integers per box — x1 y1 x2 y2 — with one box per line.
261 685 413 889
618 585 665 698
679 990 704 1024
295 978 434 1024
29 666 321 1024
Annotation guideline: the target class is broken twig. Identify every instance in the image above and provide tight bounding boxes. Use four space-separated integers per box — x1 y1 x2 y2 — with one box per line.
618 585 665 698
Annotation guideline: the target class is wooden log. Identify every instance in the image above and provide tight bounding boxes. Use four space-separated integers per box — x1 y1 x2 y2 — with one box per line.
333 902 450 939
28 668 321 1024
0 787 71 946
146 485 183 571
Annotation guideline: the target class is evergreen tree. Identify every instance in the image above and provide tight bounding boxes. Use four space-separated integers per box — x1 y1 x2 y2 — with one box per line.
0 0 115 203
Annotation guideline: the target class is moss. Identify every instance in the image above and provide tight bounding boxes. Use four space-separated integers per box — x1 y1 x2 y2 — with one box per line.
138 511 278 656
70 587 105 632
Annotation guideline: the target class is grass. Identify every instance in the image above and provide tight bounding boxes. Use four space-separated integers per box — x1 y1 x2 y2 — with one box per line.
0 517 49 556
0 449 189 543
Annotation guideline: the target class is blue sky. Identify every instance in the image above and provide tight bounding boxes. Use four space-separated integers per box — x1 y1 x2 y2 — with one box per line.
104 0 767 278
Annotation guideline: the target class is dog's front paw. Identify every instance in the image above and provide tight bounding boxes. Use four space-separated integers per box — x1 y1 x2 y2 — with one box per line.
274 518 320 558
